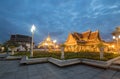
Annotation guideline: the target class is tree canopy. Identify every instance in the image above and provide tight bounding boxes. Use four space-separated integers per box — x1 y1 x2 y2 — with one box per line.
3 40 19 51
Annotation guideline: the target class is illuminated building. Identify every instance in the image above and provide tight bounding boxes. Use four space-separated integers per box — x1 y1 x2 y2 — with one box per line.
38 35 58 49
64 30 114 52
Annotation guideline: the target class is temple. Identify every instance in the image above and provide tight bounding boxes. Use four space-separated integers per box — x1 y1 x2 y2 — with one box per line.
38 35 58 49
64 30 115 52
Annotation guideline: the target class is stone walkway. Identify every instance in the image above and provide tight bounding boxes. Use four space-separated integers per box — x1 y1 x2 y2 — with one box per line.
0 60 120 79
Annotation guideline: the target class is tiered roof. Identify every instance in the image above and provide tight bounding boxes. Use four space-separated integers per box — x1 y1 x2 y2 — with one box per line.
82 30 91 40
65 30 102 45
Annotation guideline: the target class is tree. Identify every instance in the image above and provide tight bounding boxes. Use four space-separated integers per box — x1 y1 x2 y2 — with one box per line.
3 40 19 55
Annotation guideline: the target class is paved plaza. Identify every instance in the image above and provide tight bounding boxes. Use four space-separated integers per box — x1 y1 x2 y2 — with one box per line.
0 60 120 79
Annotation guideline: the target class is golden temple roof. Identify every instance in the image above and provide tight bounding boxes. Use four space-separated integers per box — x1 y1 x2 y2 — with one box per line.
71 30 102 43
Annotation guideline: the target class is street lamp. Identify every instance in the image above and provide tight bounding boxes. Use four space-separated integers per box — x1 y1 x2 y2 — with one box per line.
53 40 57 43
113 35 120 54
31 24 36 57
53 40 57 51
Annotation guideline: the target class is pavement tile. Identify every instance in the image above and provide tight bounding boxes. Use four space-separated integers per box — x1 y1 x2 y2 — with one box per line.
0 60 120 79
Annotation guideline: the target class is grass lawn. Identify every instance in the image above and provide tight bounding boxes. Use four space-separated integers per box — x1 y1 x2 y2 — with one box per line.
13 51 120 61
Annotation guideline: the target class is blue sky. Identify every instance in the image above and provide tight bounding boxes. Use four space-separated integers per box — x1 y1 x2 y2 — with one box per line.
0 0 120 44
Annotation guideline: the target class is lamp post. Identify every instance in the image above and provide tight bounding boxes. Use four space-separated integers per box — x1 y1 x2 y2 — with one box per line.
31 24 36 57
53 40 57 44
113 35 120 54
53 40 57 51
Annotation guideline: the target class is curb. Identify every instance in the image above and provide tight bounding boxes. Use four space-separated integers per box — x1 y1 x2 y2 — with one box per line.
18 56 120 70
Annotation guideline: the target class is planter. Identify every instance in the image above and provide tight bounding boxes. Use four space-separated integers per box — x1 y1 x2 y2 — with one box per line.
20 56 48 64
81 59 108 68
48 57 81 67
19 56 120 70
108 56 120 65
6 56 22 60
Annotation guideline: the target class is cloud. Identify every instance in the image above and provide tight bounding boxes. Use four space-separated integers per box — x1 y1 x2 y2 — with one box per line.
109 5 118 9
112 10 120 14
86 0 120 18
0 0 120 43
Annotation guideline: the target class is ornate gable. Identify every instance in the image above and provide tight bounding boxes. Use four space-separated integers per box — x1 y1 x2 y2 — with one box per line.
81 30 91 40
64 33 77 46
89 30 101 41
73 32 82 40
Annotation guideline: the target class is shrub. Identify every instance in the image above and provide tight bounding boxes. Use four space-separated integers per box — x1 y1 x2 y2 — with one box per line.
12 51 120 61
33 51 61 59
64 52 120 61
13 52 30 56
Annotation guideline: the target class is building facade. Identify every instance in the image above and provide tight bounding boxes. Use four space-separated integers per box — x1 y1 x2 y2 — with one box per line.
10 34 32 51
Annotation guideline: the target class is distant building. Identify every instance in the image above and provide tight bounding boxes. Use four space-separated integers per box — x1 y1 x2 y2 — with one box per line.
64 30 115 52
38 35 59 51
10 34 32 51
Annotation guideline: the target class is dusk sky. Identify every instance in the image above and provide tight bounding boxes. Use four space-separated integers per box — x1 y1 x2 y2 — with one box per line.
0 0 120 44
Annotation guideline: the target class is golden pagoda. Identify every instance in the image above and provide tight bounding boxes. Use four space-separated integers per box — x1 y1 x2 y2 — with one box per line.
38 35 57 49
